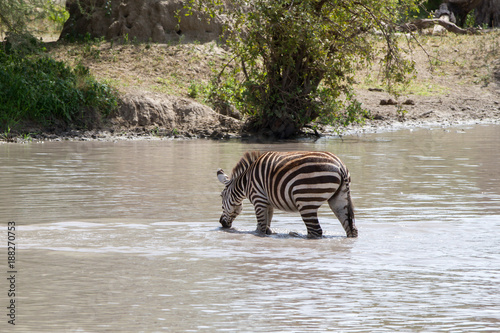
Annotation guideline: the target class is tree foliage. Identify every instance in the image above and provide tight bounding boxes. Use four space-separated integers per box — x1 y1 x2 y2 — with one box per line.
0 0 68 39
0 50 119 133
0 1 116 136
186 0 420 138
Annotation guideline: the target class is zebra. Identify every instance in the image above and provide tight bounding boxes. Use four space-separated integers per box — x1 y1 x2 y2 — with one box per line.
217 151 358 238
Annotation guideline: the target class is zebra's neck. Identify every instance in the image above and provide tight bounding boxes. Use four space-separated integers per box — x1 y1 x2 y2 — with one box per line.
228 151 262 202
228 172 248 204
230 151 263 180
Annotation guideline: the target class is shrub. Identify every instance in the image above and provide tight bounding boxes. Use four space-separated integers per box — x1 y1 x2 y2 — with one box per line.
186 0 419 138
0 50 118 133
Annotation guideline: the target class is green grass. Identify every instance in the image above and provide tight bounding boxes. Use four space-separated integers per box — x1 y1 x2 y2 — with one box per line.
0 49 118 134
390 78 449 97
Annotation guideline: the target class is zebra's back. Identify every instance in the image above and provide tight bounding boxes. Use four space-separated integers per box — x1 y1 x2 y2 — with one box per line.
247 151 348 212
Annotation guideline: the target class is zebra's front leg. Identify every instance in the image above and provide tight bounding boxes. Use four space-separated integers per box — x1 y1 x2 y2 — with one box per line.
254 204 273 236
266 206 274 234
299 209 323 239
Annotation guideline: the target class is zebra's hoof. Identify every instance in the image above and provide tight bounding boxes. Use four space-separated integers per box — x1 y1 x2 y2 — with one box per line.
307 234 323 239
347 228 358 238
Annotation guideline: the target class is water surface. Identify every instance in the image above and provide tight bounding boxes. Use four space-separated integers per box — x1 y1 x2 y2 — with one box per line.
1 125 499 332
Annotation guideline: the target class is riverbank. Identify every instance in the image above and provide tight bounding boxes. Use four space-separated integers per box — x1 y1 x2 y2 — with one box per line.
3 31 500 142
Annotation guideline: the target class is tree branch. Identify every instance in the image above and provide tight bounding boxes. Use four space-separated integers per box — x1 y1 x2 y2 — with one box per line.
0 10 13 33
400 19 479 35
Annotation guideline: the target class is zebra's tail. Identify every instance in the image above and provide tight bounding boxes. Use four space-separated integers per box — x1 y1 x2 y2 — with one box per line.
344 181 358 238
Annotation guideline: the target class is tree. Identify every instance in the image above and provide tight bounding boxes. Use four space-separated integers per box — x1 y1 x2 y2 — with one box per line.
424 0 444 12
475 0 500 27
187 0 419 138
445 0 482 26
431 0 500 27
0 0 67 40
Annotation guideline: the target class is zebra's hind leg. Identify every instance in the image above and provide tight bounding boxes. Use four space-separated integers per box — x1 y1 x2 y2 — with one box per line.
328 185 358 238
299 209 323 239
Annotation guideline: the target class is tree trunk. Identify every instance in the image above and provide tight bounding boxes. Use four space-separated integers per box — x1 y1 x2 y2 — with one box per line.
434 0 483 26
446 0 483 26
253 41 323 138
475 0 500 27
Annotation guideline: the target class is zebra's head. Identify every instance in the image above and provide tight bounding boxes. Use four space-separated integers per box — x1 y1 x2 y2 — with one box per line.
217 169 242 228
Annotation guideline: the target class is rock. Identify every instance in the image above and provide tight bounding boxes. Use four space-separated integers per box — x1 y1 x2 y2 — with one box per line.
111 92 241 136
217 103 242 120
380 99 398 106
403 99 415 105
433 15 450 35
61 0 223 43
419 110 433 118
372 113 386 120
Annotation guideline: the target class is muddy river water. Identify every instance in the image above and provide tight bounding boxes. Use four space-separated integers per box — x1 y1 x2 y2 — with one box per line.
1 124 499 332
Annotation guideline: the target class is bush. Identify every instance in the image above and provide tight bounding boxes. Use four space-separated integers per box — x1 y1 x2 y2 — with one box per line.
0 0 68 43
0 50 118 133
187 0 419 138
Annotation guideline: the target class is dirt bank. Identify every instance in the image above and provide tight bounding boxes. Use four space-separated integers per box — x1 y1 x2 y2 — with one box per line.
4 31 500 142
339 31 500 135
338 78 500 135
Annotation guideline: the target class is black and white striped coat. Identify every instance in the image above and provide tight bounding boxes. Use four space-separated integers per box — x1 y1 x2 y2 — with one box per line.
217 151 357 238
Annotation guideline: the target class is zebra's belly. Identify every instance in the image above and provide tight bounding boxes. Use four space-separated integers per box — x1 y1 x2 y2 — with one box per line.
267 183 338 212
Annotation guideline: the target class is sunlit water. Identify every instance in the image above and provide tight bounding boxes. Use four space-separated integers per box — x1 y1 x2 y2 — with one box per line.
1 125 499 332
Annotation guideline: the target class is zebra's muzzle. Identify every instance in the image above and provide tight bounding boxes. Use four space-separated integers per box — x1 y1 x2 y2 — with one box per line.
219 215 232 228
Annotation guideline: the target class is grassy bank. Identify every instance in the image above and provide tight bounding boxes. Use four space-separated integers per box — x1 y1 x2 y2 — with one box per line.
0 46 119 139
45 31 500 98
1 29 499 140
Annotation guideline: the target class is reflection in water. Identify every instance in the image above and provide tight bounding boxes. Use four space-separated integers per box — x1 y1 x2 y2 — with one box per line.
1 125 499 332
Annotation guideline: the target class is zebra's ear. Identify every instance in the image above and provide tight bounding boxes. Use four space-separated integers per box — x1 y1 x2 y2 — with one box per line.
217 169 230 185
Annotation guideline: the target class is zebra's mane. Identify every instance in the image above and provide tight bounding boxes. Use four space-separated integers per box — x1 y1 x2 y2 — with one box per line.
230 151 263 180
